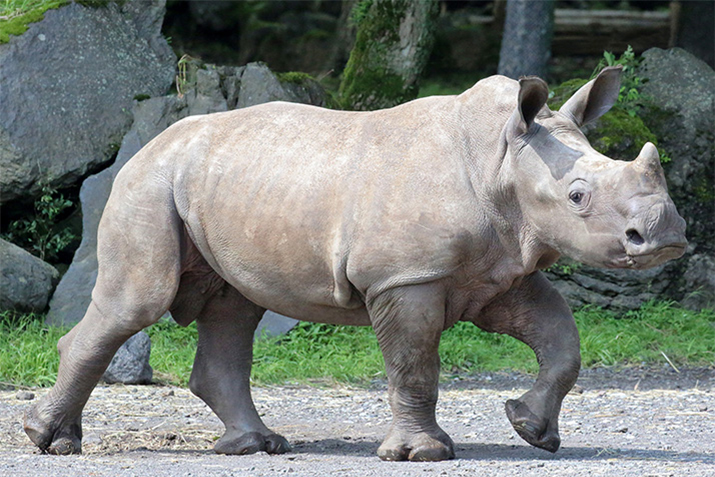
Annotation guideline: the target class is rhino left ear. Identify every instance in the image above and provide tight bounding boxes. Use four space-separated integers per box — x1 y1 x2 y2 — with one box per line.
511 76 549 136
560 66 622 127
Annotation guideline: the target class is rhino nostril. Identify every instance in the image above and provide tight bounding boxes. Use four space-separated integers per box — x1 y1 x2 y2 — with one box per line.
626 229 645 246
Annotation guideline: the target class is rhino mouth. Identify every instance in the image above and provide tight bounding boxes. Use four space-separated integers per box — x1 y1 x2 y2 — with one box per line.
612 243 687 270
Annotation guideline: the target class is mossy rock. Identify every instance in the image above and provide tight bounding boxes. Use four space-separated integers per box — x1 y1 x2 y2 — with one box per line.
276 71 314 86
586 107 658 161
0 0 68 44
339 0 437 111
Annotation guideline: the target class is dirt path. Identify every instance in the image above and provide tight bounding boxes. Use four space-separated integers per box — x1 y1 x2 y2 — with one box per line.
1 368 714 476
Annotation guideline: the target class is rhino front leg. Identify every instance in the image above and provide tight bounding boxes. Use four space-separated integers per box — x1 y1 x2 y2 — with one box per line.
479 271 581 453
369 284 454 462
187 282 290 455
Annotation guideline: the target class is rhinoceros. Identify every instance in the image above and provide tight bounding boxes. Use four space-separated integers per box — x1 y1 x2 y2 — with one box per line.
25 66 686 461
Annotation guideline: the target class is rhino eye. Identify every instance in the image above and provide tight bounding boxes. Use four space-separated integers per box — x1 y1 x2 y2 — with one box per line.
569 191 584 204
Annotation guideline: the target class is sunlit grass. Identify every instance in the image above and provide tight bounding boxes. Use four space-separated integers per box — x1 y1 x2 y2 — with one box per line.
1 301 713 388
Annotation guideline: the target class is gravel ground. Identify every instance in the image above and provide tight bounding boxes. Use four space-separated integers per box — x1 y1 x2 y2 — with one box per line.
1 368 714 476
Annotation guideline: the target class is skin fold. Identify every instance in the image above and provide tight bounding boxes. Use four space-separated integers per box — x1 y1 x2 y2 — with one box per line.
24 66 686 461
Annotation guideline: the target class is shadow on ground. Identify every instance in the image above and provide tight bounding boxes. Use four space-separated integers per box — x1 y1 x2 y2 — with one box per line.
440 366 715 392
292 438 715 463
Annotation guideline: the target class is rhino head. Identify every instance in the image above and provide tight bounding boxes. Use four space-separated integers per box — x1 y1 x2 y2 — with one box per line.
503 66 687 270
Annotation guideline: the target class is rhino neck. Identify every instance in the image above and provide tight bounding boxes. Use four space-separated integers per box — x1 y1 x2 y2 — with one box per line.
457 79 560 275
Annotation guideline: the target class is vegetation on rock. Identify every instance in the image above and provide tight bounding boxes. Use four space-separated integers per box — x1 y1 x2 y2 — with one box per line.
338 0 438 111
1 185 77 263
0 0 67 44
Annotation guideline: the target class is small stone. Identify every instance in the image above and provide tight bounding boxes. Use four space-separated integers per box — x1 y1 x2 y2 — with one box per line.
15 391 35 400
570 385 585 394
164 390 175 397
83 433 102 446
615 427 628 433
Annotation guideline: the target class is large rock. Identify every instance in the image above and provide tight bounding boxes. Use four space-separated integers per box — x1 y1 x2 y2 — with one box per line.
681 254 715 311
640 48 715 309
638 47 715 255
47 63 323 336
0 238 59 313
102 331 152 385
0 1 175 203
546 261 680 312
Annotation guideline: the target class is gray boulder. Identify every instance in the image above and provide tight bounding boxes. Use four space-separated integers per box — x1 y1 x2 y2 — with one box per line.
546 261 680 312
102 331 152 385
682 254 715 311
0 0 175 204
638 47 715 255
0 238 59 313
47 63 325 338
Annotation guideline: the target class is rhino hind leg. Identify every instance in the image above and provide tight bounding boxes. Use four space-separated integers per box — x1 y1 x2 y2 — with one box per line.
24 184 184 455
370 284 455 462
182 279 290 456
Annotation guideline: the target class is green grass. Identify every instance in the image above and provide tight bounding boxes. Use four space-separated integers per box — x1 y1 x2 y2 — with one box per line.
1 302 713 388
0 313 66 387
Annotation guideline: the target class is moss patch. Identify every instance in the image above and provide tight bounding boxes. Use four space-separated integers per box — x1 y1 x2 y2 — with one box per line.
588 108 659 161
339 0 434 111
0 0 68 44
276 71 314 86
548 78 588 110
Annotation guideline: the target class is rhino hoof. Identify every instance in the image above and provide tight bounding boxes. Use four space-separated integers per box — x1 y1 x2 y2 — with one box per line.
24 404 82 455
47 435 82 455
214 431 291 455
505 399 560 453
378 431 455 462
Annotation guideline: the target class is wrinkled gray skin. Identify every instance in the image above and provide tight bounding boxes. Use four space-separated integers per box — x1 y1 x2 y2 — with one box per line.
25 66 686 461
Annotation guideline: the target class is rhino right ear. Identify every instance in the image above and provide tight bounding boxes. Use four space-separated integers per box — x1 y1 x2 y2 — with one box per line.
510 76 549 136
560 66 622 127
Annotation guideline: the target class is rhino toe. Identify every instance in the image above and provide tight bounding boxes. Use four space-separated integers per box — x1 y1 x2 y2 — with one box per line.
265 433 292 454
47 435 82 455
214 431 291 455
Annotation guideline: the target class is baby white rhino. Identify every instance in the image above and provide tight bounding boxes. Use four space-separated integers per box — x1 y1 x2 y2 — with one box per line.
26 66 686 461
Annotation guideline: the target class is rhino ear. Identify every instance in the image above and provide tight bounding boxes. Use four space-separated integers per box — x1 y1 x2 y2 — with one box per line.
511 76 549 136
560 66 622 127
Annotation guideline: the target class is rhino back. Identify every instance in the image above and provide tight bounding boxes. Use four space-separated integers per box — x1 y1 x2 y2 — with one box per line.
129 97 503 321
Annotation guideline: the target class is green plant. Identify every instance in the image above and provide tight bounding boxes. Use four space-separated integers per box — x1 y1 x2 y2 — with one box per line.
545 258 581 276
175 54 201 99
593 46 646 117
2 184 77 262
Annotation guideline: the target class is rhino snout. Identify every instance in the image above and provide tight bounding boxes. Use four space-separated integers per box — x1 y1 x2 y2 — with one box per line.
623 203 687 268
